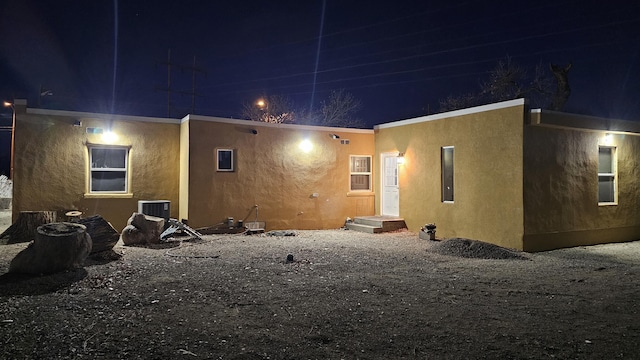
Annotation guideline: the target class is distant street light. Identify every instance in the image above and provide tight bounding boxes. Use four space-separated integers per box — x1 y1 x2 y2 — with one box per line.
256 99 269 121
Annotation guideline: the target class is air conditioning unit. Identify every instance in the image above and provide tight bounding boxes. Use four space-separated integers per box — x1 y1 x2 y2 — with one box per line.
138 200 171 222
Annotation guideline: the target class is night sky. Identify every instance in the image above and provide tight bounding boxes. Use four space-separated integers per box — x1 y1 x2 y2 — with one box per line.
1 0 639 133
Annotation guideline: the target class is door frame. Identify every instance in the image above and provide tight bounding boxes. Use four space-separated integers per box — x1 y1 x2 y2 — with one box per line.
380 152 400 216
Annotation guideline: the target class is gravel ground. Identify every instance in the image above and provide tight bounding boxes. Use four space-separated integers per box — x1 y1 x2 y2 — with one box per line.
1 228 640 359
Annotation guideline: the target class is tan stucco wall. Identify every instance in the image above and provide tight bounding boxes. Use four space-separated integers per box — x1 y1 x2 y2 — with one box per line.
375 101 526 250
13 110 181 231
523 112 640 251
182 118 375 229
179 120 190 222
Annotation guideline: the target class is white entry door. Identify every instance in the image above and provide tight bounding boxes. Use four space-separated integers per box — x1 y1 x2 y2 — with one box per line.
381 153 399 216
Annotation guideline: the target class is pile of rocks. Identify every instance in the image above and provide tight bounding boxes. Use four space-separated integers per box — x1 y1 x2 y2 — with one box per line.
430 237 529 260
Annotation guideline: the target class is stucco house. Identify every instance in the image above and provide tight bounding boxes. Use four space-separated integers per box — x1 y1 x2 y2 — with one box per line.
10 98 640 251
11 101 375 234
374 98 640 251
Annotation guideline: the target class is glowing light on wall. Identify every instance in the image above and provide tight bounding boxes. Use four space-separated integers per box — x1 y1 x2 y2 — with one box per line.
299 139 313 153
102 130 118 143
397 152 405 165
602 133 613 145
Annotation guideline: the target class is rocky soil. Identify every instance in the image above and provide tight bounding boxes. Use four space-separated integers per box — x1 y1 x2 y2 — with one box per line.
1 228 639 359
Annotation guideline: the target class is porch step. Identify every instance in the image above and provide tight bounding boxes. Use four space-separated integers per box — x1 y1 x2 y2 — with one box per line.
346 216 407 234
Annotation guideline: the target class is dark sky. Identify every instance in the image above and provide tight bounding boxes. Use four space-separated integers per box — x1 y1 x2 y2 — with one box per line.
1 0 640 130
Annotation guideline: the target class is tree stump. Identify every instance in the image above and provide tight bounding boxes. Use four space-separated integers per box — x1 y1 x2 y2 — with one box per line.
76 215 120 253
9 222 92 275
121 213 165 245
0 211 57 244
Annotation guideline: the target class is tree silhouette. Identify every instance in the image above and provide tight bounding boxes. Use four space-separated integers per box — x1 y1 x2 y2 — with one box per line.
439 57 571 112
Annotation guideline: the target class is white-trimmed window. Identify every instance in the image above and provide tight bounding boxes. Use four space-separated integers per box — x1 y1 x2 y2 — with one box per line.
598 146 617 204
217 149 234 172
442 146 454 202
89 146 129 193
350 155 371 191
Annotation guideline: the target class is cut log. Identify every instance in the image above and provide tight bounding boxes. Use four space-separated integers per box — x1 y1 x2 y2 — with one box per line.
76 215 120 253
9 222 92 275
0 211 57 244
121 213 165 245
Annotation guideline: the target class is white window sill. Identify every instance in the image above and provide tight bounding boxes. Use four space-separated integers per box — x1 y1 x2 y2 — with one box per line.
347 191 374 197
84 193 134 199
598 202 617 206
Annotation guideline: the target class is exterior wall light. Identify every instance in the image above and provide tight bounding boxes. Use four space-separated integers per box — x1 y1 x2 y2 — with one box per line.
603 133 613 145
299 139 313 153
397 152 405 165
330 134 340 139
102 130 118 143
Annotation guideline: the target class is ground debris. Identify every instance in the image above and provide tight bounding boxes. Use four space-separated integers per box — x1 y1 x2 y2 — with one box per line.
430 237 529 260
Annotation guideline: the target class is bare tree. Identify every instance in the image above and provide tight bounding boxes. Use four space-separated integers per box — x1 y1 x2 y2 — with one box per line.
481 57 529 101
318 89 364 128
242 89 365 128
439 92 481 112
242 95 295 124
439 57 571 112
549 63 572 111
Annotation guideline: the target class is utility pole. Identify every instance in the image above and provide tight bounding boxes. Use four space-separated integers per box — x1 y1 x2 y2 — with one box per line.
182 56 206 114
155 49 174 117
156 51 206 116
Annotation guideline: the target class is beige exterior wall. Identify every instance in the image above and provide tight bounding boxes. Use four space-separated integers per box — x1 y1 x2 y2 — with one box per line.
182 116 375 229
13 108 181 231
13 101 638 251
179 120 190 222
375 100 526 250
523 111 640 251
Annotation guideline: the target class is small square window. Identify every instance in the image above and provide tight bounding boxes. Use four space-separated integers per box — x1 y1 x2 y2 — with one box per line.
217 149 234 172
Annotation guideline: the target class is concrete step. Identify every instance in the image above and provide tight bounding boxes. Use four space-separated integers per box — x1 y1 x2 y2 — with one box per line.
348 216 407 234
346 222 383 234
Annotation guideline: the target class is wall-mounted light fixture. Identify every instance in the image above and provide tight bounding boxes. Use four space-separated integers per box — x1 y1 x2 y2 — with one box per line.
397 152 405 165
299 139 313 153
102 130 118 143
73 120 82 127
251 129 258 135
602 133 613 145
330 134 340 139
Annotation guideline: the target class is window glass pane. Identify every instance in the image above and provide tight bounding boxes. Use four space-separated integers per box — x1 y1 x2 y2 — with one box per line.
351 157 370 172
91 148 126 169
350 155 372 191
598 148 612 173
384 157 398 186
91 171 126 192
217 149 233 171
598 176 615 203
351 175 370 190
442 147 454 202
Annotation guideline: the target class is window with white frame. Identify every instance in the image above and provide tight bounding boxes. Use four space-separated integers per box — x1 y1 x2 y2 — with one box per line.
216 149 234 172
598 146 617 204
442 146 454 202
350 155 371 191
89 146 129 193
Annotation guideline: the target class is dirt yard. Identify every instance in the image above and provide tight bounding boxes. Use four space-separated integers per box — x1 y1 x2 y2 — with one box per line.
1 228 639 359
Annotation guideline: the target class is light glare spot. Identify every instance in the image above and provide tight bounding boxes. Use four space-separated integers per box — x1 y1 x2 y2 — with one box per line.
299 139 313 153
